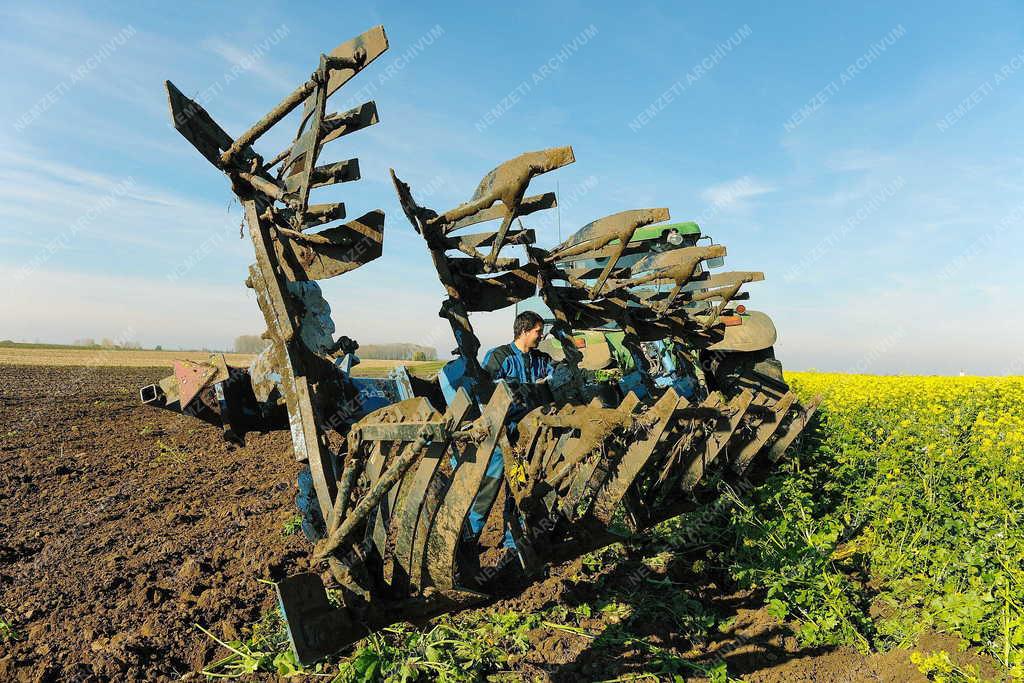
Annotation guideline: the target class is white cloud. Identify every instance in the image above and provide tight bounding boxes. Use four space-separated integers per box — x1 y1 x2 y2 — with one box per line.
203 37 297 93
825 148 894 172
700 175 775 208
0 145 245 262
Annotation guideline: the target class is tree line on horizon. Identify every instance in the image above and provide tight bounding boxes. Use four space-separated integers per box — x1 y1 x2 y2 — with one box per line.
232 335 436 361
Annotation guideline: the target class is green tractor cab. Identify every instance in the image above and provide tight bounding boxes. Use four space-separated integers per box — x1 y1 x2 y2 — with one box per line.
521 219 781 399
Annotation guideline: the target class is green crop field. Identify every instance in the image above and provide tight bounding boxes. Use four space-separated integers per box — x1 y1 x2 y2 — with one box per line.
189 372 1021 682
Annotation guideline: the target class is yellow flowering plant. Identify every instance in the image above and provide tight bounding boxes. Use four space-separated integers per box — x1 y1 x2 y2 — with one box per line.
716 373 1024 676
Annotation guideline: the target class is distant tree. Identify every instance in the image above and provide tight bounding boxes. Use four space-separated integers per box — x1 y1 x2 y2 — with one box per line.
155 345 163 351
358 343 437 360
234 334 270 354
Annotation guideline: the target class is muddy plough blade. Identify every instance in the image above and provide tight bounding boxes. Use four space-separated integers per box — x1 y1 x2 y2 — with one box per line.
144 25 821 666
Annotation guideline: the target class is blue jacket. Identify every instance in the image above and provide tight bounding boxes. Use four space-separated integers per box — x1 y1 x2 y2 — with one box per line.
483 343 553 384
482 343 553 425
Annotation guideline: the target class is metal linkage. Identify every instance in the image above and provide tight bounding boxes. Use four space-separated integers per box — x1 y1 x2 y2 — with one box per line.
390 147 574 391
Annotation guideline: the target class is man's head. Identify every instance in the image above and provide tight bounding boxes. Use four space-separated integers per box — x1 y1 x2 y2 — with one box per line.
513 310 545 351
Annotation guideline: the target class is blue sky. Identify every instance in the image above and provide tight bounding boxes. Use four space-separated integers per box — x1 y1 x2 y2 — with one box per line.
1 1 1022 375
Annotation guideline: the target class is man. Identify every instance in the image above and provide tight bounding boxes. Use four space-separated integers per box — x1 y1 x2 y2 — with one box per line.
465 310 553 547
483 310 553 400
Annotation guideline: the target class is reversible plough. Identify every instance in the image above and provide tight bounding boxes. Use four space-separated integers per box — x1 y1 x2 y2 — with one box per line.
141 26 820 664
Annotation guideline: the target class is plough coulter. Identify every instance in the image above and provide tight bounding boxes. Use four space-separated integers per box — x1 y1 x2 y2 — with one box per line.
141 26 820 664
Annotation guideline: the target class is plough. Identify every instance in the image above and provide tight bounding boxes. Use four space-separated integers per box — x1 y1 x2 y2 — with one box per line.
140 26 820 665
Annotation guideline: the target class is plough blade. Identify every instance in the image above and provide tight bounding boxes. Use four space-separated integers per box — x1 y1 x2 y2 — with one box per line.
276 573 357 666
322 25 390 97
425 383 513 589
447 192 558 232
591 389 682 525
320 101 380 146
550 208 671 262
679 390 754 491
457 264 540 312
732 391 796 475
165 81 236 167
271 209 385 281
547 208 671 297
769 395 822 462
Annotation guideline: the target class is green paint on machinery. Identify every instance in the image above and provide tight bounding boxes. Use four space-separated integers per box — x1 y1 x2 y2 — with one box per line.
139 25 821 666
528 217 781 391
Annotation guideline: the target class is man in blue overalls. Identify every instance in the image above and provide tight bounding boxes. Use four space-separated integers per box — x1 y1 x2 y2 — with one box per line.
466 310 553 548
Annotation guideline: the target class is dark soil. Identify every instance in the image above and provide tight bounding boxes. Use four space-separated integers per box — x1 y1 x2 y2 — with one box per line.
0 365 305 681
0 365 997 682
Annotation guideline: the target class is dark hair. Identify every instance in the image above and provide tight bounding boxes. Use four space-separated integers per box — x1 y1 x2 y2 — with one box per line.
513 310 544 340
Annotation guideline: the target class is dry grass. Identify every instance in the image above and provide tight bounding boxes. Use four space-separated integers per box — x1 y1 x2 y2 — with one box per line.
0 347 257 368
0 348 445 377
